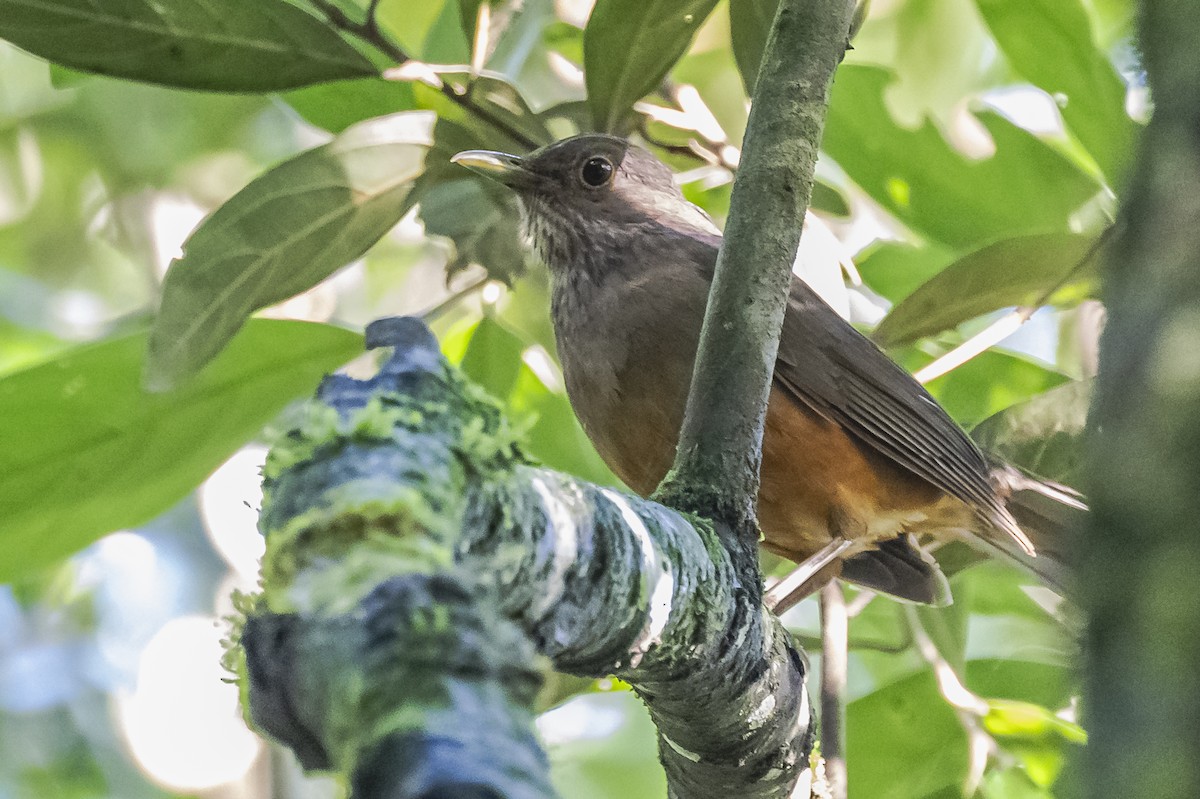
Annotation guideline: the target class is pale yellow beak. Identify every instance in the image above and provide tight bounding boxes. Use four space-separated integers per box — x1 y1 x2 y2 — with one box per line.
450 149 526 183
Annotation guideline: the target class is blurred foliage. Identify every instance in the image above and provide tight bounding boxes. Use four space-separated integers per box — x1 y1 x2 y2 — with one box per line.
0 0 1135 795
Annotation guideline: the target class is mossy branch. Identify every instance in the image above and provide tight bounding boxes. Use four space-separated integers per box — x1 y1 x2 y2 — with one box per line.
232 317 814 799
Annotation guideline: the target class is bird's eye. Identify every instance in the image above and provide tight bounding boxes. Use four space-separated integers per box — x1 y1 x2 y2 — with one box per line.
580 156 614 188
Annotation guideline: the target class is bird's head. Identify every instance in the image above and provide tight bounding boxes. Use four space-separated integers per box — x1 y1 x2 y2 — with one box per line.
452 135 718 279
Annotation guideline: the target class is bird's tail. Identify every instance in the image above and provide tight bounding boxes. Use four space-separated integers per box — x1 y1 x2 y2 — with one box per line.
985 464 1087 598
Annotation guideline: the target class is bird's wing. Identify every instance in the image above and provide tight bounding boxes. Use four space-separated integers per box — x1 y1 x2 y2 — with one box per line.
774 277 1032 553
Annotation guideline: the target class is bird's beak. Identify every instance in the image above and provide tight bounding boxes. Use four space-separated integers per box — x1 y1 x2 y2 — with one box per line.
451 149 529 188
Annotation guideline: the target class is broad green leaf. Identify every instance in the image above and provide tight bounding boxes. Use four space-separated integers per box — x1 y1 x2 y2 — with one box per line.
966 659 1072 710
283 78 416 133
824 66 1102 249
918 349 1070 429
0 0 376 93
856 241 956 304
975 0 1136 184
461 316 525 401
583 0 720 132
423 0 472 63
809 179 851 218
376 0 450 59
0 320 362 582
888 0 995 121
981 767 1056 799
0 320 64 376
971 379 1091 484
728 0 776 96
847 670 967 798
985 699 1087 743
146 110 433 390
916 588 971 673
873 233 1101 347
418 176 526 282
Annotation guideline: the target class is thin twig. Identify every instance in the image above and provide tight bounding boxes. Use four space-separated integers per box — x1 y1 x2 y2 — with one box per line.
819 582 848 799
310 0 540 150
905 607 993 796
420 274 490 323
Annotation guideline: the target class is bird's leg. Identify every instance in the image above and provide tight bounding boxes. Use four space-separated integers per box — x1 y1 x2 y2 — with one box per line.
764 538 855 614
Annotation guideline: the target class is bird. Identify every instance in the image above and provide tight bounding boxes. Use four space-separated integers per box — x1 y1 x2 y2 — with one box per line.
452 134 1086 608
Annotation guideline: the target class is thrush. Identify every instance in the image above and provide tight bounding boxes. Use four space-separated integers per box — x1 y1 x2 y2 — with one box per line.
453 134 1085 606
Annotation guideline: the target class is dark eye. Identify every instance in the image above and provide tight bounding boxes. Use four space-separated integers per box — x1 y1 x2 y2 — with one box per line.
580 156 614 187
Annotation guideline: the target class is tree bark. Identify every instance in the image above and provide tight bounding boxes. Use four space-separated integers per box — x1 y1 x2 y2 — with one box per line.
1084 2 1200 797
235 317 815 799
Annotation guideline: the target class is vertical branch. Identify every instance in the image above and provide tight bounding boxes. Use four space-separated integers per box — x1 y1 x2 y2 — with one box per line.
1084 3 1200 798
655 0 857 529
819 583 849 799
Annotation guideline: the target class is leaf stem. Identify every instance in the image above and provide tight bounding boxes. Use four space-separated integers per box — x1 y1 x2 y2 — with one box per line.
309 0 539 150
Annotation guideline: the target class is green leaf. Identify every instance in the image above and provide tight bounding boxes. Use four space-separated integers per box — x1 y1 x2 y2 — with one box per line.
824 66 1102 249
583 0 720 132
461 317 525 401
856 241 956 304
728 0 777 96
975 0 1136 184
0 0 376 92
847 670 967 798
971 379 1091 484
916 589 971 673
918 350 1070 429
423 0 472 63
146 110 433 391
873 233 1101 347
0 320 362 582
459 0 486 45
283 78 416 133
966 659 1073 710
985 700 1087 743
810 179 851 218
419 177 526 282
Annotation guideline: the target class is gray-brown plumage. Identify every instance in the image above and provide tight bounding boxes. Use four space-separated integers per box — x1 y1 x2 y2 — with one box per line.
453 134 1084 605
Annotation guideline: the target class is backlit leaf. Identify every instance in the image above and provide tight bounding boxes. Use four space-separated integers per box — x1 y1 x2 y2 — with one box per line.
729 0 777 96
0 320 362 581
146 110 433 390
971 379 1092 484
824 66 1102 249
873 233 1102 347
975 0 1136 184
583 0 720 132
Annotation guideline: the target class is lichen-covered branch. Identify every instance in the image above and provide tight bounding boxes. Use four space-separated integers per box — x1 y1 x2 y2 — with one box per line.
659 0 855 528
231 317 814 799
469 467 813 798
1083 3 1200 797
